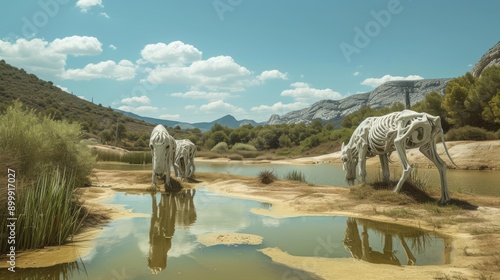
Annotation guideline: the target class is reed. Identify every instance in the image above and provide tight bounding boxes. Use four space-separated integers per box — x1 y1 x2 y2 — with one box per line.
284 170 307 183
0 169 83 252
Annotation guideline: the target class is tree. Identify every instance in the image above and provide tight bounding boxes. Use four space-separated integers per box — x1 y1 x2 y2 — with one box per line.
442 74 475 127
211 131 229 144
473 65 500 127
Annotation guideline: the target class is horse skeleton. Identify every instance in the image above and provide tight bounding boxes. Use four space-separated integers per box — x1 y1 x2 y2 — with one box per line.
174 139 196 181
341 110 457 204
149 125 176 188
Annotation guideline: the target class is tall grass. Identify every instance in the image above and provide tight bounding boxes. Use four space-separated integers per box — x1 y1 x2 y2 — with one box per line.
284 170 307 183
17 169 83 250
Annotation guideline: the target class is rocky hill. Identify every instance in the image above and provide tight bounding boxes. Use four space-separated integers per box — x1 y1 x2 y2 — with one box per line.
268 78 451 126
472 41 500 77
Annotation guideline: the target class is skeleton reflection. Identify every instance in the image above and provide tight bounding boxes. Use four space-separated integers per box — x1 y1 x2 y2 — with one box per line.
148 189 197 274
341 110 457 204
343 218 438 266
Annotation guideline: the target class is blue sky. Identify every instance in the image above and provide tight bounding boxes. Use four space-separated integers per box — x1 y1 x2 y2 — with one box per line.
1 0 499 123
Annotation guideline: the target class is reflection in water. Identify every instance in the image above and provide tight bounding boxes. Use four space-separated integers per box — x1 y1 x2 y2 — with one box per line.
343 218 451 266
1 261 83 280
148 189 197 274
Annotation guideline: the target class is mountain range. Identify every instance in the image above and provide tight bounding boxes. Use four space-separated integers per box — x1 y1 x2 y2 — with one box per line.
115 109 262 132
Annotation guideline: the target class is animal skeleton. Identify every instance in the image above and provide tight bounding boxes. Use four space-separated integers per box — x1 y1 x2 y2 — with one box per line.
174 139 196 181
341 110 457 204
149 124 176 188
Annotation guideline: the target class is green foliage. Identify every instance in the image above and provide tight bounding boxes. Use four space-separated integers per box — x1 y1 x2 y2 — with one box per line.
258 169 276 184
211 142 229 151
445 126 497 141
0 102 95 253
231 143 257 151
10 169 82 252
0 101 95 185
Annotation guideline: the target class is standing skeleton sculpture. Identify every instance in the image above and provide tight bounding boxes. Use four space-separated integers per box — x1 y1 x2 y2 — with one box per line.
149 124 176 188
174 139 196 181
341 110 457 204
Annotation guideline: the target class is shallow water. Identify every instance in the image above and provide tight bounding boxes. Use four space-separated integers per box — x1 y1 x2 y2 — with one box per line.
96 161 500 196
11 188 450 279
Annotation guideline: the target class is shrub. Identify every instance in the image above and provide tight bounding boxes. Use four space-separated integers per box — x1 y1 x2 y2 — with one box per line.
231 143 257 151
258 169 276 184
0 101 95 185
211 142 229 151
122 151 152 164
228 154 243 161
445 125 497 141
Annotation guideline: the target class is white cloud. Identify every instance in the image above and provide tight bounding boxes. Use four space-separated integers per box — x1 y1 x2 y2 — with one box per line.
170 90 230 100
0 36 103 77
76 0 103 13
199 100 245 114
281 82 342 102
353 71 360 76
78 96 88 101
117 105 158 114
257 70 288 81
109 44 117 50
251 101 308 114
50 36 102 56
147 55 254 92
100 12 110 18
62 59 136 80
140 41 202 66
361 74 424 88
121 96 150 105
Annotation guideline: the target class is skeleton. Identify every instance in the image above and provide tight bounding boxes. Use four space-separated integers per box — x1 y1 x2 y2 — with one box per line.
341 110 457 204
149 125 176 188
174 139 196 181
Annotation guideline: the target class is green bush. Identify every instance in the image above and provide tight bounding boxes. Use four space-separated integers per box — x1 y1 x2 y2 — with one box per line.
211 142 229 151
231 143 257 151
0 101 95 185
445 125 497 141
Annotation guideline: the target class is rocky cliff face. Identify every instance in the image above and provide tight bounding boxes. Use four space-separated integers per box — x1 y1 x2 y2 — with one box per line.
471 41 500 77
267 78 451 126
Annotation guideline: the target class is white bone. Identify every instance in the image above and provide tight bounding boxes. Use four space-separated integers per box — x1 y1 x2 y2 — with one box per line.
341 110 456 204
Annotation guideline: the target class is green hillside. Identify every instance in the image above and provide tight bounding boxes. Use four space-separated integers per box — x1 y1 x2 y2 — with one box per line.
0 59 156 149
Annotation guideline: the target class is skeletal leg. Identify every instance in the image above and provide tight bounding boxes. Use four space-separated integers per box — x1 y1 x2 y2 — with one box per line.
379 154 390 184
393 137 412 193
419 142 450 204
358 142 368 183
152 172 157 186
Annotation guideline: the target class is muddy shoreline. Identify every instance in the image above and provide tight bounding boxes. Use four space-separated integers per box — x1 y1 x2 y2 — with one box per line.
2 140 500 279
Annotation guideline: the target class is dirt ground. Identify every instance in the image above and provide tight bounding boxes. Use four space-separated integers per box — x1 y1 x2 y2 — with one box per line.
3 140 500 279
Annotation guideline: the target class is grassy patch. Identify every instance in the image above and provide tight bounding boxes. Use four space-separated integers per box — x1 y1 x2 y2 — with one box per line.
283 170 307 183
259 169 276 184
